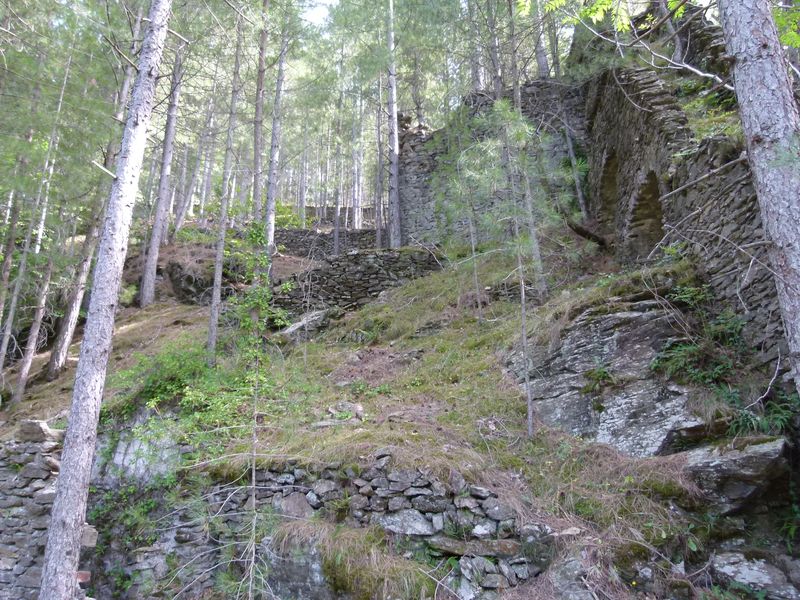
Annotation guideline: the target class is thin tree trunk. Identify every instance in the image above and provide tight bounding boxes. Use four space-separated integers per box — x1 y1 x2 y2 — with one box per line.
513 213 536 438
468 0 483 91
33 45 73 254
564 130 587 218
0 194 41 373
140 43 185 307
11 252 54 405
299 129 308 228
252 0 271 224
387 0 402 248
45 221 99 381
44 11 141 381
265 14 289 253
547 12 561 77
487 0 504 100
39 1 172 596
208 17 243 365
0 198 20 331
719 0 800 394
199 130 216 223
507 0 522 110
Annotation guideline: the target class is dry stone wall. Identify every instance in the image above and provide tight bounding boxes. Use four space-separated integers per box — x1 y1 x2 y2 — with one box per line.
274 227 385 258
272 249 442 315
0 422 94 600
0 422 552 600
398 81 586 246
584 67 783 360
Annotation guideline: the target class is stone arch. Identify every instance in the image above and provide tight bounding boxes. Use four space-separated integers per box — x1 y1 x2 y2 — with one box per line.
597 152 619 230
624 171 665 260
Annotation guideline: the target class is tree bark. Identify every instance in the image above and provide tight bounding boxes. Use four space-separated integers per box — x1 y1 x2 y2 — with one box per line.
0 197 20 332
140 42 185 307
387 0 402 248
38 1 172 596
718 0 800 393
265 14 290 253
253 0 271 224
208 16 243 365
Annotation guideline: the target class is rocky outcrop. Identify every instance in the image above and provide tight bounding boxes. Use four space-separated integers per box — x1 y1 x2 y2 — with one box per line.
507 299 706 457
273 249 442 315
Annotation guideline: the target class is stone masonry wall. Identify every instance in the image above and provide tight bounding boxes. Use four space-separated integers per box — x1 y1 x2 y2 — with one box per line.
272 248 442 315
584 67 783 361
0 422 95 600
274 227 386 259
398 81 586 246
1 422 552 600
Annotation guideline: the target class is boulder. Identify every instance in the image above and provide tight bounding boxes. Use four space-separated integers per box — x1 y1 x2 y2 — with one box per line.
684 438 788 514
711 552 800 599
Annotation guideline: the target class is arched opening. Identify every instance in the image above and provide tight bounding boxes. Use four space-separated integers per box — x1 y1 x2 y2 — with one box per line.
625 171 665 261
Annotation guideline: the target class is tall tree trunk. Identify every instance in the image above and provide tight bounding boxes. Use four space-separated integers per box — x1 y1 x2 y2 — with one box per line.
208 17 243 365
719 0 800 394
33 44 73 254
468 0 483 91
265 14 289 253
252 0 271 224
140 43 185 307
547 11 561 77
507 0 521 109
0 198 20 331
534 0 550 79
39 1 172 596
387 0 402 248
375 78 385 249
0 194 42 372
44 8 141 381
487 0 504 100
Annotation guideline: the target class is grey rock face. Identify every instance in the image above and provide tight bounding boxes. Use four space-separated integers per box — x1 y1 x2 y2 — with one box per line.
508 300 705 457
685 438 788 514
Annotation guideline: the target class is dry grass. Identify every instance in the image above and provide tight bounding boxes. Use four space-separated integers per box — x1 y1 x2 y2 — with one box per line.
273 520 435 599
